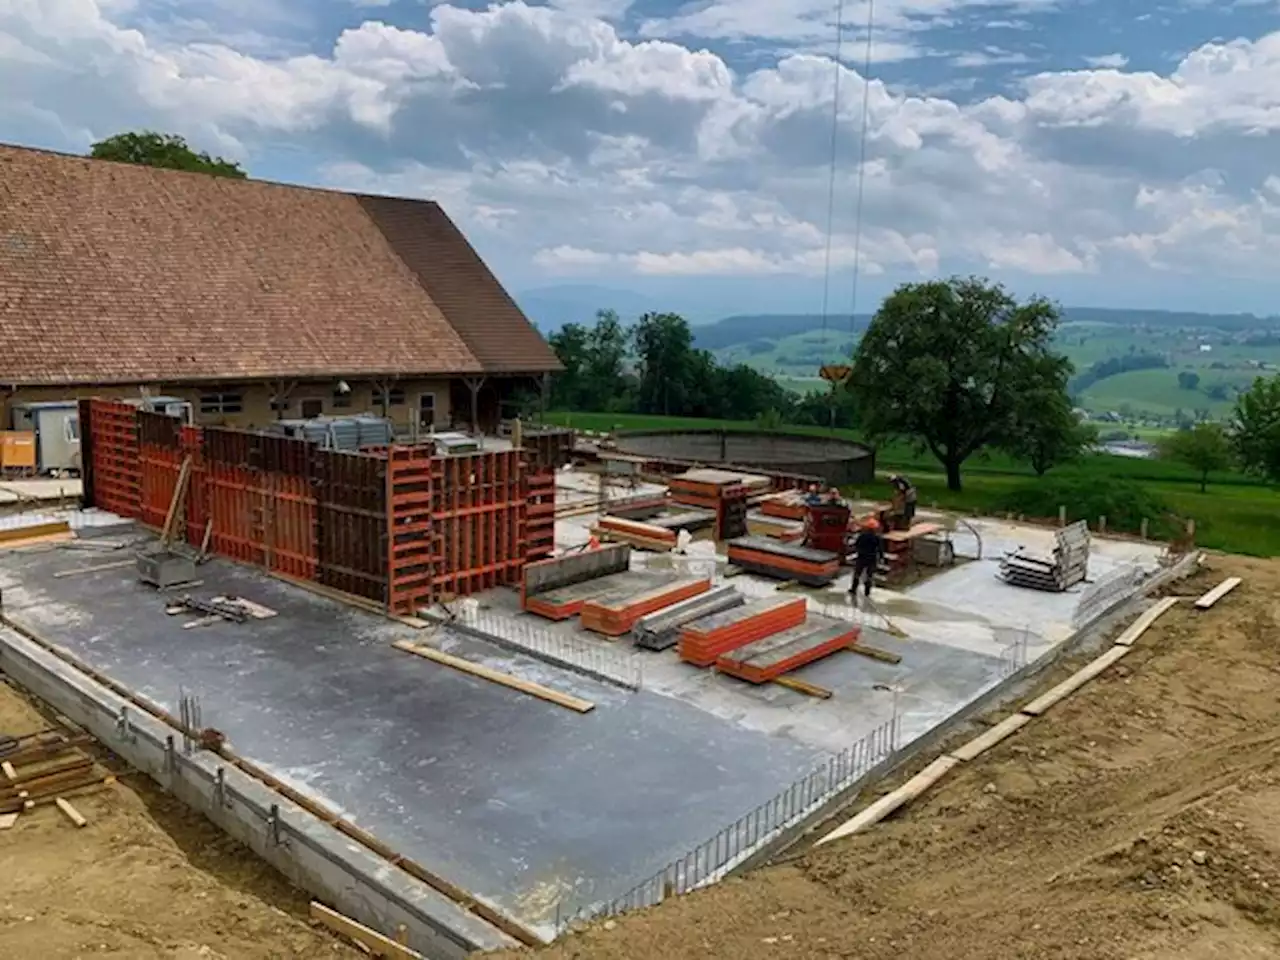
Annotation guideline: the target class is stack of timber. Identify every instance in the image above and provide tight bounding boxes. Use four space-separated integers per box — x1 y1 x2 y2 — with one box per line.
596 515 679 551
726 535 841 586
679 595 808 667
999 520 1090 592
1 729 113 819
580 576 712 636
715 617 860 683
631 585 745 651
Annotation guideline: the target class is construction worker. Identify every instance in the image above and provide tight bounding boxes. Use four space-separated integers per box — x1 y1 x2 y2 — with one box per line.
889 474 917 529
849 517 883 604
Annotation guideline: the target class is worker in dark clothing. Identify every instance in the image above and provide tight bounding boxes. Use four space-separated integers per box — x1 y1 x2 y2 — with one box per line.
889 474 917 529
849 517 883 603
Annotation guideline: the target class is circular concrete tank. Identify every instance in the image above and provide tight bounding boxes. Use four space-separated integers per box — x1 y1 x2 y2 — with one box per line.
612 429 876 487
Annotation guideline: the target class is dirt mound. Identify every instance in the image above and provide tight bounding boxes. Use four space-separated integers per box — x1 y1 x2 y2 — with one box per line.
485 555 1280 960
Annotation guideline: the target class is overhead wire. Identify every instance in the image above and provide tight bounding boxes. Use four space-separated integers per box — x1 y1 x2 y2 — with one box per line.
818 0 847 336
848 0 876 327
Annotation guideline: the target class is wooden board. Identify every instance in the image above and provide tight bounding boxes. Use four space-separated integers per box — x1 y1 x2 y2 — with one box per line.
1 761 15 780
392 641 594 714
949 713 1032 762
309 902 424 960
1194 577 1242 610
773 676 832 698
0 520 69 544
845 642 902 664
1114 596 1179 647
53 558 136 579
0 812 18 830
55 797 87 827
817 756 959 846
1020 645 1131 717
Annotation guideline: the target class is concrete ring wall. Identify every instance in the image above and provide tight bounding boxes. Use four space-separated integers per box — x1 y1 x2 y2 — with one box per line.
612 430 876 487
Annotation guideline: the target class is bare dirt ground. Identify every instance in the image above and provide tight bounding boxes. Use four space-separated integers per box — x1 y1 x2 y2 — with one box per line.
0 677 363 959
487 554 1280 960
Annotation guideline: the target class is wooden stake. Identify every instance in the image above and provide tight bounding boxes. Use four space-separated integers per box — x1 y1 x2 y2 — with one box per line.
161 457 193 547
392 641 595 713
309 902 424 960
773 676 832 698
55 797 87 828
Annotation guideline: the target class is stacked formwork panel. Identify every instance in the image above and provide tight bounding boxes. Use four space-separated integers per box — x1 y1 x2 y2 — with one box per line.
523 469 555 564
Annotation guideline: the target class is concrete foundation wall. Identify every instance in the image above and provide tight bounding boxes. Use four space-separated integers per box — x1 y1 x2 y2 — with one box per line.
0 621 515 960
613 430 876 487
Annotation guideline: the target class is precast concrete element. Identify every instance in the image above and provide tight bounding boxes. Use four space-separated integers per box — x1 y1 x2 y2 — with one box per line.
612 429 876 487
0 619 516 960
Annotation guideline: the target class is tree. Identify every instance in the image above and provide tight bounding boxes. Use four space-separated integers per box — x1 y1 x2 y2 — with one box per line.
633 313 696 416
1232 374 1280 481
1177 371 1200 391
1158 422 1232 492
90 131 247 179
851 277 1071 491
1003 393 1095 476
547 323 590 409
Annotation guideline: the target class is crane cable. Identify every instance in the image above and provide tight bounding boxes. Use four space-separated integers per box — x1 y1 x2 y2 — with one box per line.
818 0 847 333
848 0 876 327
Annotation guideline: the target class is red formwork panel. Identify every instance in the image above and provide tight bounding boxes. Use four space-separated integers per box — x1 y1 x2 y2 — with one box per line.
523 468 555 563
85 399 141 519
385 445 530 615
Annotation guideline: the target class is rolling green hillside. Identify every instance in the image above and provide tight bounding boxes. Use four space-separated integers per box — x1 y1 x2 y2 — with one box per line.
698 308 1280 426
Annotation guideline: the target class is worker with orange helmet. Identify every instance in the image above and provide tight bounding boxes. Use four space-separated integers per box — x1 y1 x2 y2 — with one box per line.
849 516 883 604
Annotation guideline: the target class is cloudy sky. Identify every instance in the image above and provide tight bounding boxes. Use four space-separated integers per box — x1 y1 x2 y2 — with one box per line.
3 0 1280 320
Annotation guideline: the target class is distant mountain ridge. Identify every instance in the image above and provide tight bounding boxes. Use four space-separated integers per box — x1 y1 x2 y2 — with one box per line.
692 306 1280 351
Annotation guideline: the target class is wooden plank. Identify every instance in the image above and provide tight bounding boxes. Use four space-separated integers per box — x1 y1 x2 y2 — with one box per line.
0 812 18 830
773 676 832 698
817 756 959 846
309 902 424 960
1021 645 1131 717
949 713 1032 762
1194 577 1242 610
53 558 136 579
160 456 193 547
55 797 87 828
1114 596 1179 646
0 520 69 544
392 641 594 714
1 760 15 780
845 642 903 665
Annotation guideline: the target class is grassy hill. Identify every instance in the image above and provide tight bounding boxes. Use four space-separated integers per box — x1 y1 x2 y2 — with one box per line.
698 308 1280 427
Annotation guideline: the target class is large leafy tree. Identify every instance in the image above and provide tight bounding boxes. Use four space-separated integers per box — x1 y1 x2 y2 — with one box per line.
90 131 247 179
1158 422 1233 493
851 277 1071 491
1231 374 1280 481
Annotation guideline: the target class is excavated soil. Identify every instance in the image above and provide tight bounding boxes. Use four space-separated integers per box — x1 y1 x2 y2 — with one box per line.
0 678 363 959
486 554 1280 960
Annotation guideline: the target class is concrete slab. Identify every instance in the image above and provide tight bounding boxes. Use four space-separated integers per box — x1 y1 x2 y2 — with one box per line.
0 543 831 937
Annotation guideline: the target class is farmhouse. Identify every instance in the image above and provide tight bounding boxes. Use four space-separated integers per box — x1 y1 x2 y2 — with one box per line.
0 143 559 433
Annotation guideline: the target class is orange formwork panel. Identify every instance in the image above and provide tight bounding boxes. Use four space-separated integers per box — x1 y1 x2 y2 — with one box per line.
759 492 808 521
715 621 860 683
523 469 555 563
678 595 807 667
579 576 711 637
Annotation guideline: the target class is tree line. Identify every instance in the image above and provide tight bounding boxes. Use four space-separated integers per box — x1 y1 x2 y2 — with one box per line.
550 277 1280 493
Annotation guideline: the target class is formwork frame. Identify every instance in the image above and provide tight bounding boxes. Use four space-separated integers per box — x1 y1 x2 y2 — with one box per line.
85 400 533 616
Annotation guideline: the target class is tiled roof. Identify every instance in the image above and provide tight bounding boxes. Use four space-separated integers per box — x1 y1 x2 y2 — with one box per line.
0 144 555 386
357 196 561 374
